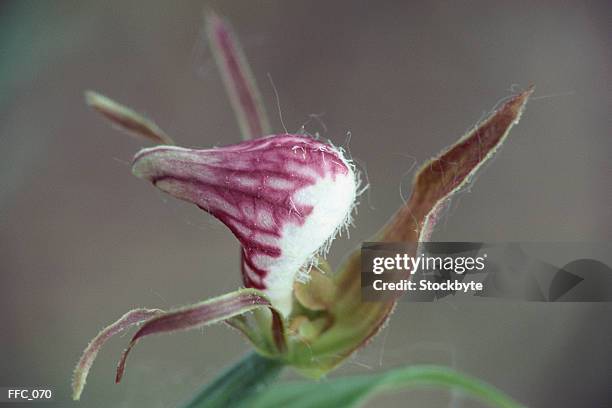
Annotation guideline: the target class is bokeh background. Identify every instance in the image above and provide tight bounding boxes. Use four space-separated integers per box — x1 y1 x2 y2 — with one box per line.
1 1 610 407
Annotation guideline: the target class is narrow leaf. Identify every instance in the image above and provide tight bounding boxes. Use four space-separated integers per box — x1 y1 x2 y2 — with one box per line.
206 11 271 139
244 365 524 408
115 289 285 382
72 308 163 400
381 86 534 242
85 90 175 145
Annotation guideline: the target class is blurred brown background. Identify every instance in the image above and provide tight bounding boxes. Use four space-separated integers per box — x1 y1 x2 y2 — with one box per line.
1 1 610 407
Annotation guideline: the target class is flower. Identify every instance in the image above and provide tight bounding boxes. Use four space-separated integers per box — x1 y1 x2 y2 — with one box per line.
72 11 533 400
131 135 358 316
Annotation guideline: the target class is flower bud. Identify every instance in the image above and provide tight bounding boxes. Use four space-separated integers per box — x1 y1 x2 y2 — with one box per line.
132 134 357 315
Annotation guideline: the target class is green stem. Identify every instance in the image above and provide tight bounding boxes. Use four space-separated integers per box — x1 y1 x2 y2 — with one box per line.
180 352 284 408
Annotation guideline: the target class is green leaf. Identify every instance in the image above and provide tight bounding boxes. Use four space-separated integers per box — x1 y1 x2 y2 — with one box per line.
180 352 283 408
243 365 524 408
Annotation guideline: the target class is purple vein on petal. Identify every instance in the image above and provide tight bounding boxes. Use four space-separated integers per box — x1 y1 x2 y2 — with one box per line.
85 91 175 145
72 308 163 400
115 289 284 382
131 135 357 316
206 11 271 140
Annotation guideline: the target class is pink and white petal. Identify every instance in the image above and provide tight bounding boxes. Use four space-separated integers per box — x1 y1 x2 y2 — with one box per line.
132 135 358 315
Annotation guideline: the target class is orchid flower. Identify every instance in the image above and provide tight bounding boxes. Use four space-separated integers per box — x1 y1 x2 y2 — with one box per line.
131 135 358 316
72 11 533 403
